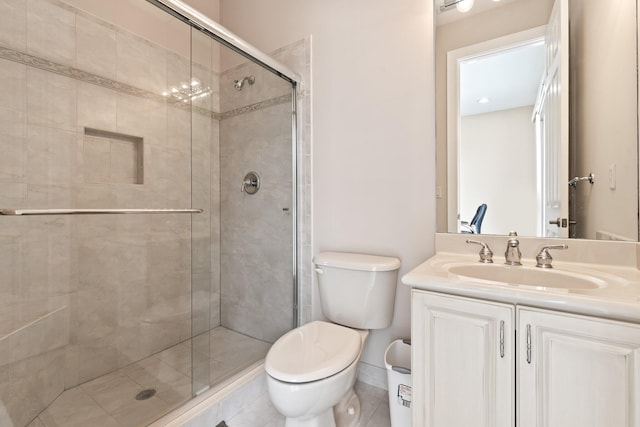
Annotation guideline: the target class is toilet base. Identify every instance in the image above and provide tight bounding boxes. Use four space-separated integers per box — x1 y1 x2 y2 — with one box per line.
283 388 362 427
284 409 335 427
333 388 362 427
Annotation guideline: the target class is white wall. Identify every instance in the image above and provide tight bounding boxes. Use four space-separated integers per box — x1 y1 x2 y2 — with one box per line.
460 106 538 236
570 0 638 240
219 0 436 368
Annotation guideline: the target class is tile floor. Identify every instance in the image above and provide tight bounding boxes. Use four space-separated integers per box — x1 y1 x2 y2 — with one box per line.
224 381 392 427
27 327 271 427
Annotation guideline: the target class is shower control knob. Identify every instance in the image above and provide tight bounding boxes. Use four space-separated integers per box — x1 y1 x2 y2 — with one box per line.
241 171 260 194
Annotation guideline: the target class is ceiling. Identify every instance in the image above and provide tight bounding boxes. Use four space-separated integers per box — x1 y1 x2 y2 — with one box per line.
436 0 520 26
459 40 546 116
436 0 545 117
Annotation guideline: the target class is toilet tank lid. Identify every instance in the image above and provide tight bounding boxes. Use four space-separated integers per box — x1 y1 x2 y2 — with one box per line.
314 252 400 272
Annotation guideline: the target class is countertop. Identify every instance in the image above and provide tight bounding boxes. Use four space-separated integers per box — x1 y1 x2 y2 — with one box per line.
402 252 640 323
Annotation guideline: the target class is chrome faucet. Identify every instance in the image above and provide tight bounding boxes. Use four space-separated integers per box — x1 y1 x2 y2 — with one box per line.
504 231 522 266
535 244 568 268
466 239 493 263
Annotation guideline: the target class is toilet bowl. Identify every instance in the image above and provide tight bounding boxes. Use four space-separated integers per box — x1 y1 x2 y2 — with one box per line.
265 252 401 427
266 321 369 427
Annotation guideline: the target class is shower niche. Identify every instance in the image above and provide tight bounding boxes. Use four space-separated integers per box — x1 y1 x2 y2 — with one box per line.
83 128 144 185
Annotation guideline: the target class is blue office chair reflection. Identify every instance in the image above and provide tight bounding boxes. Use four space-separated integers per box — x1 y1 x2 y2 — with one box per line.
461 203 487 234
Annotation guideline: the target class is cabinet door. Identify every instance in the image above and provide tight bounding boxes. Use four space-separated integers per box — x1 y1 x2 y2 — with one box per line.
412 290 515 427
518 307 640 427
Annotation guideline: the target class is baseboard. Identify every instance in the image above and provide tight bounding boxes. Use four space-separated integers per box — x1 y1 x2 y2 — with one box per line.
357 361 388 391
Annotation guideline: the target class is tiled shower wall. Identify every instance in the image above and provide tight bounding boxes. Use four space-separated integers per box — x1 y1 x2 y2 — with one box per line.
0 0 218 425
219 38 311 342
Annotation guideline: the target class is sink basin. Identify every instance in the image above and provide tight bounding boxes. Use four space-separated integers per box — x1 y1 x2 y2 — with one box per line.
448 264 606 290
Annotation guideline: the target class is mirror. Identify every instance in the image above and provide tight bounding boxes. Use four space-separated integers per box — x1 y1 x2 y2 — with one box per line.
435 0 639 240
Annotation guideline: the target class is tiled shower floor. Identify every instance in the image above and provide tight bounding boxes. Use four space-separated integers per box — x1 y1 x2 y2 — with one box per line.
26 327 271 427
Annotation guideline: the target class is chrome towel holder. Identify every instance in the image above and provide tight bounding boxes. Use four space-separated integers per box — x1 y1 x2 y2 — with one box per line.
0 208 203 216
568 173 595 187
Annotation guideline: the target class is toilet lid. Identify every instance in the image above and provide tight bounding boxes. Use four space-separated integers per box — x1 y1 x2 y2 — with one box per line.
265 321 361 383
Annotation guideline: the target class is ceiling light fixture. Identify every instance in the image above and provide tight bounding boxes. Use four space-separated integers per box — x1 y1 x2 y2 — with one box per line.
440 0 475 13
478 97 489 104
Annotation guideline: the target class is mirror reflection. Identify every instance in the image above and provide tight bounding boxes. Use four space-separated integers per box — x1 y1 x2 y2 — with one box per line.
435 0 639 241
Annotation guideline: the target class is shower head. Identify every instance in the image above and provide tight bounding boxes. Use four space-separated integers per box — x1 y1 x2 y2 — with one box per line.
234 76 255 91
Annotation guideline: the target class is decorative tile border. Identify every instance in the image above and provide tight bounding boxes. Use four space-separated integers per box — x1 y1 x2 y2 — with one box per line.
0 44 292 121
0 44 171 102
218 94 292 120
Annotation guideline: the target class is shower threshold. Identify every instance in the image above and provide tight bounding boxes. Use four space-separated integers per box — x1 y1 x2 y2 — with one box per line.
28 327 271 427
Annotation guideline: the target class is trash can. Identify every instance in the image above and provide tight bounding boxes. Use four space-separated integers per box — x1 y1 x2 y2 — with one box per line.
384 339 412 426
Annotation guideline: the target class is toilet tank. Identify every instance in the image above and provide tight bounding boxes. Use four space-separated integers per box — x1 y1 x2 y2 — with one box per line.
313 252 401 330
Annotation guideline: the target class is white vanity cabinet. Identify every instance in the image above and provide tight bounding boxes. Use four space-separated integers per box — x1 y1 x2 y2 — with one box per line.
411 290 515 427
412 289 640 427
518 307 640 427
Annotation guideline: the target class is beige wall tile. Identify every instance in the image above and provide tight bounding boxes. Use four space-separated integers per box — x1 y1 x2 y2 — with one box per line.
68 284 118 385
75 182 115 209
0 239 20 337
0 59 27 116
77 83 117 133
166 51 191 102
116 30 167 96
10 307 68 363
0 133 27 185
27 68 77 132
82 135 111 184
26 0 76 66
26 183 75 209
76 13 117 79
0 0 26 50
116 93 166 143
166 107 191 153
110 139 139 184
219 102 294 342
27 125 79 186
0 60 28 185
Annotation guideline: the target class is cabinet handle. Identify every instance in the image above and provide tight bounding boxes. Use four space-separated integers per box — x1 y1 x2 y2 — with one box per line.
499 320 505 358
526 324 532 364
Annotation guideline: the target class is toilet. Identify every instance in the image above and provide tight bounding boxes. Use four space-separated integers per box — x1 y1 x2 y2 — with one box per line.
265 251 401 427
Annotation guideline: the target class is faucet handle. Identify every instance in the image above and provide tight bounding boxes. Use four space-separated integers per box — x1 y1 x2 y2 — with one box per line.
466 239 494 263
535 244 568 269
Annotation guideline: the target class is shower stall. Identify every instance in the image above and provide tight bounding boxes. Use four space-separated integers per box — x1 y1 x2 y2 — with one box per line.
0 0 302 425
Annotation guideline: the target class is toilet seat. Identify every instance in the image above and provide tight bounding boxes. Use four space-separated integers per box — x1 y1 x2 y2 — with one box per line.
265 321 362 383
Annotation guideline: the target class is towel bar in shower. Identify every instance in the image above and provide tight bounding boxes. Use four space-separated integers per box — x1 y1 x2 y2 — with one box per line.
0 208 204 216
